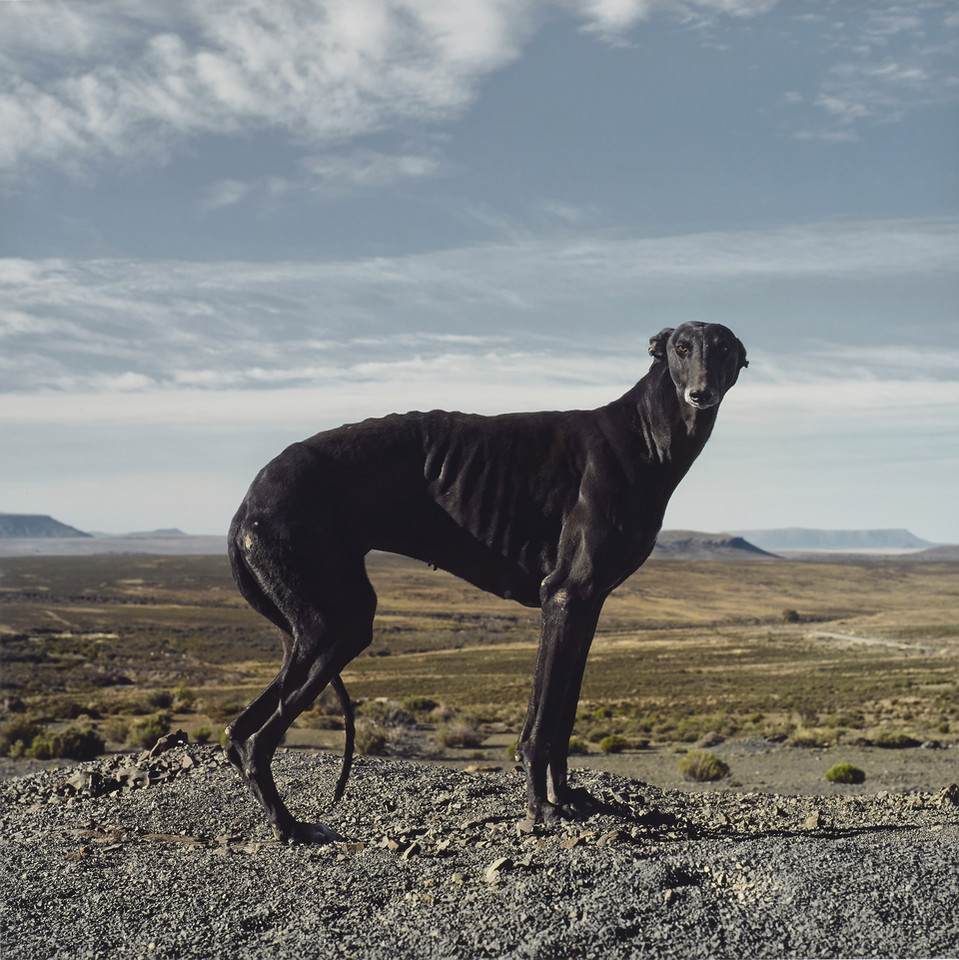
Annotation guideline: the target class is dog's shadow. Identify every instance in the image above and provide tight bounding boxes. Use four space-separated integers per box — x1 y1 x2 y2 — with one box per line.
565 795 926 845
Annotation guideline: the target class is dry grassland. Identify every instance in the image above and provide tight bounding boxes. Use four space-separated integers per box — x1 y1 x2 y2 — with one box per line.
1 552 957 759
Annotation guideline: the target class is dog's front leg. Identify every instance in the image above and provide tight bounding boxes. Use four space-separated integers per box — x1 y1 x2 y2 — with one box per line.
517 587 601 823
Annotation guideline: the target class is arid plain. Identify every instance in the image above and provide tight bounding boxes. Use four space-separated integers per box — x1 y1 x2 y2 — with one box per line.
1 551 957 794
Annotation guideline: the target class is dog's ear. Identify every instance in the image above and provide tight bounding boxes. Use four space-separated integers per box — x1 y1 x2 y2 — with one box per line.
648 328 674 362
736 338 749 370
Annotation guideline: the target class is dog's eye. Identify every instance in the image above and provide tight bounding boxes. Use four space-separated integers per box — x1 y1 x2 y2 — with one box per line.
676 343 689 356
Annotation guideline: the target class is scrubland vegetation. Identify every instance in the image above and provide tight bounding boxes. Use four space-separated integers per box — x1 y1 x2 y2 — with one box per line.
1 552 957 763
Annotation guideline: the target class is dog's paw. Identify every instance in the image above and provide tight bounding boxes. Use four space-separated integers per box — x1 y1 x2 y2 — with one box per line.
527 788 597 825
553 786 598 819
274 820 344 844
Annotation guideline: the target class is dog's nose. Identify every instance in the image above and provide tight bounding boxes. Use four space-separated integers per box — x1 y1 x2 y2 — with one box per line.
687 389 713 405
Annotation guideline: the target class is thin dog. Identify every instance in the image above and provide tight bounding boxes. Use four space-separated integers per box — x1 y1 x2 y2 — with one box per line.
226 322 748 842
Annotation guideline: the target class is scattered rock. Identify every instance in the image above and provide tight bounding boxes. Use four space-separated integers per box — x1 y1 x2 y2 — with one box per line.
147 729 189 759
936 783 959 806
484 856 513 882
3 747 959 960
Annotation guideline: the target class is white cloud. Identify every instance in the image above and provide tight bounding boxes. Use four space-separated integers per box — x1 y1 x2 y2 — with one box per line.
0 0 537 180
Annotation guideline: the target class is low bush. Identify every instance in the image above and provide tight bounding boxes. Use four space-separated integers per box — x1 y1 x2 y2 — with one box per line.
871 731 921 749
678 750 730 782
358 700 415 728
401 696 439 714
825 762 865 784
354 719 388 756
434 721 483 749
0 717 45 757
147 690 174 710
599 734 629 755
27 726 104 761
568 736 589 755
205 696 250 725
0 720 104 761
102 718 130 744
192 726 213 744
130 714 171 750
172 683 196 710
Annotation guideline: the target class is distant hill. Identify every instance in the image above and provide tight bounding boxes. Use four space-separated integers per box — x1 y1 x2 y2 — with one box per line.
731 528 936 552
0 514 91 539
89 528 188 538
652 530 776 561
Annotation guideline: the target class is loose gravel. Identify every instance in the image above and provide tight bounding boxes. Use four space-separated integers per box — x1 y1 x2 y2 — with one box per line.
2 742 957 959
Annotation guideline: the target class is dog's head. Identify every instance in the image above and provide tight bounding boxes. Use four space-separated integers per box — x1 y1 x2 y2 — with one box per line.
649 322 748 410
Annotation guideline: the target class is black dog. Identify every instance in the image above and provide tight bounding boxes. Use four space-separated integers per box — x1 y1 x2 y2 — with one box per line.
227 322 747 842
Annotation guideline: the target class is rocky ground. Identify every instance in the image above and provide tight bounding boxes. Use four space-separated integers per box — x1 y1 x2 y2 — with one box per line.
2 740 958 960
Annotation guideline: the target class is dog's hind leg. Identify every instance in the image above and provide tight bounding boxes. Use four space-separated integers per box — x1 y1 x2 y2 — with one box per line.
226 542 376 843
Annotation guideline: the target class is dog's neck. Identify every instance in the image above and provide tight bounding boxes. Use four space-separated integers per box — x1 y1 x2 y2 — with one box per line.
621 361 718 471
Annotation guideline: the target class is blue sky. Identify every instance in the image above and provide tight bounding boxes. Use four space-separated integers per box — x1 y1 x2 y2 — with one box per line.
1 0 957 541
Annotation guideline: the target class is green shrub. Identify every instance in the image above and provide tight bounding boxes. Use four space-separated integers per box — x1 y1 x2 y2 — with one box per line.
354 719 388 756
787 729 833 748
599 734 629 755
358 700 415 728
781 609 801 623
56 726 104 760
172 683 195 710
148 690 174 710
103 718 130 744
872 731 921 749
12 726 105 761
205 697 250 724
0 717 45 757
131 714 171 750
192 726 212 744
568 736 589 755
678 750 730 782
43 726 103 760
825 762 865 784
39 696 102 721
434 721 483 749
401 696 439 714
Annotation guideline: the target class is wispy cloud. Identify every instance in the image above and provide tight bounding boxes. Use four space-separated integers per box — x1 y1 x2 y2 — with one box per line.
301 149 444 193
790 2 959 139
202 178 254 210
569 0 777 40
1 218 955 396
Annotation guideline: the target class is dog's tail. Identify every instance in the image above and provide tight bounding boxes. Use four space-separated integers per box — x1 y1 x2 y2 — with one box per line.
330 674 355 804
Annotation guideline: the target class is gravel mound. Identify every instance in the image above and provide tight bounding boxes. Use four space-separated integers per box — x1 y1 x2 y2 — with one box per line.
2 742 957 959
